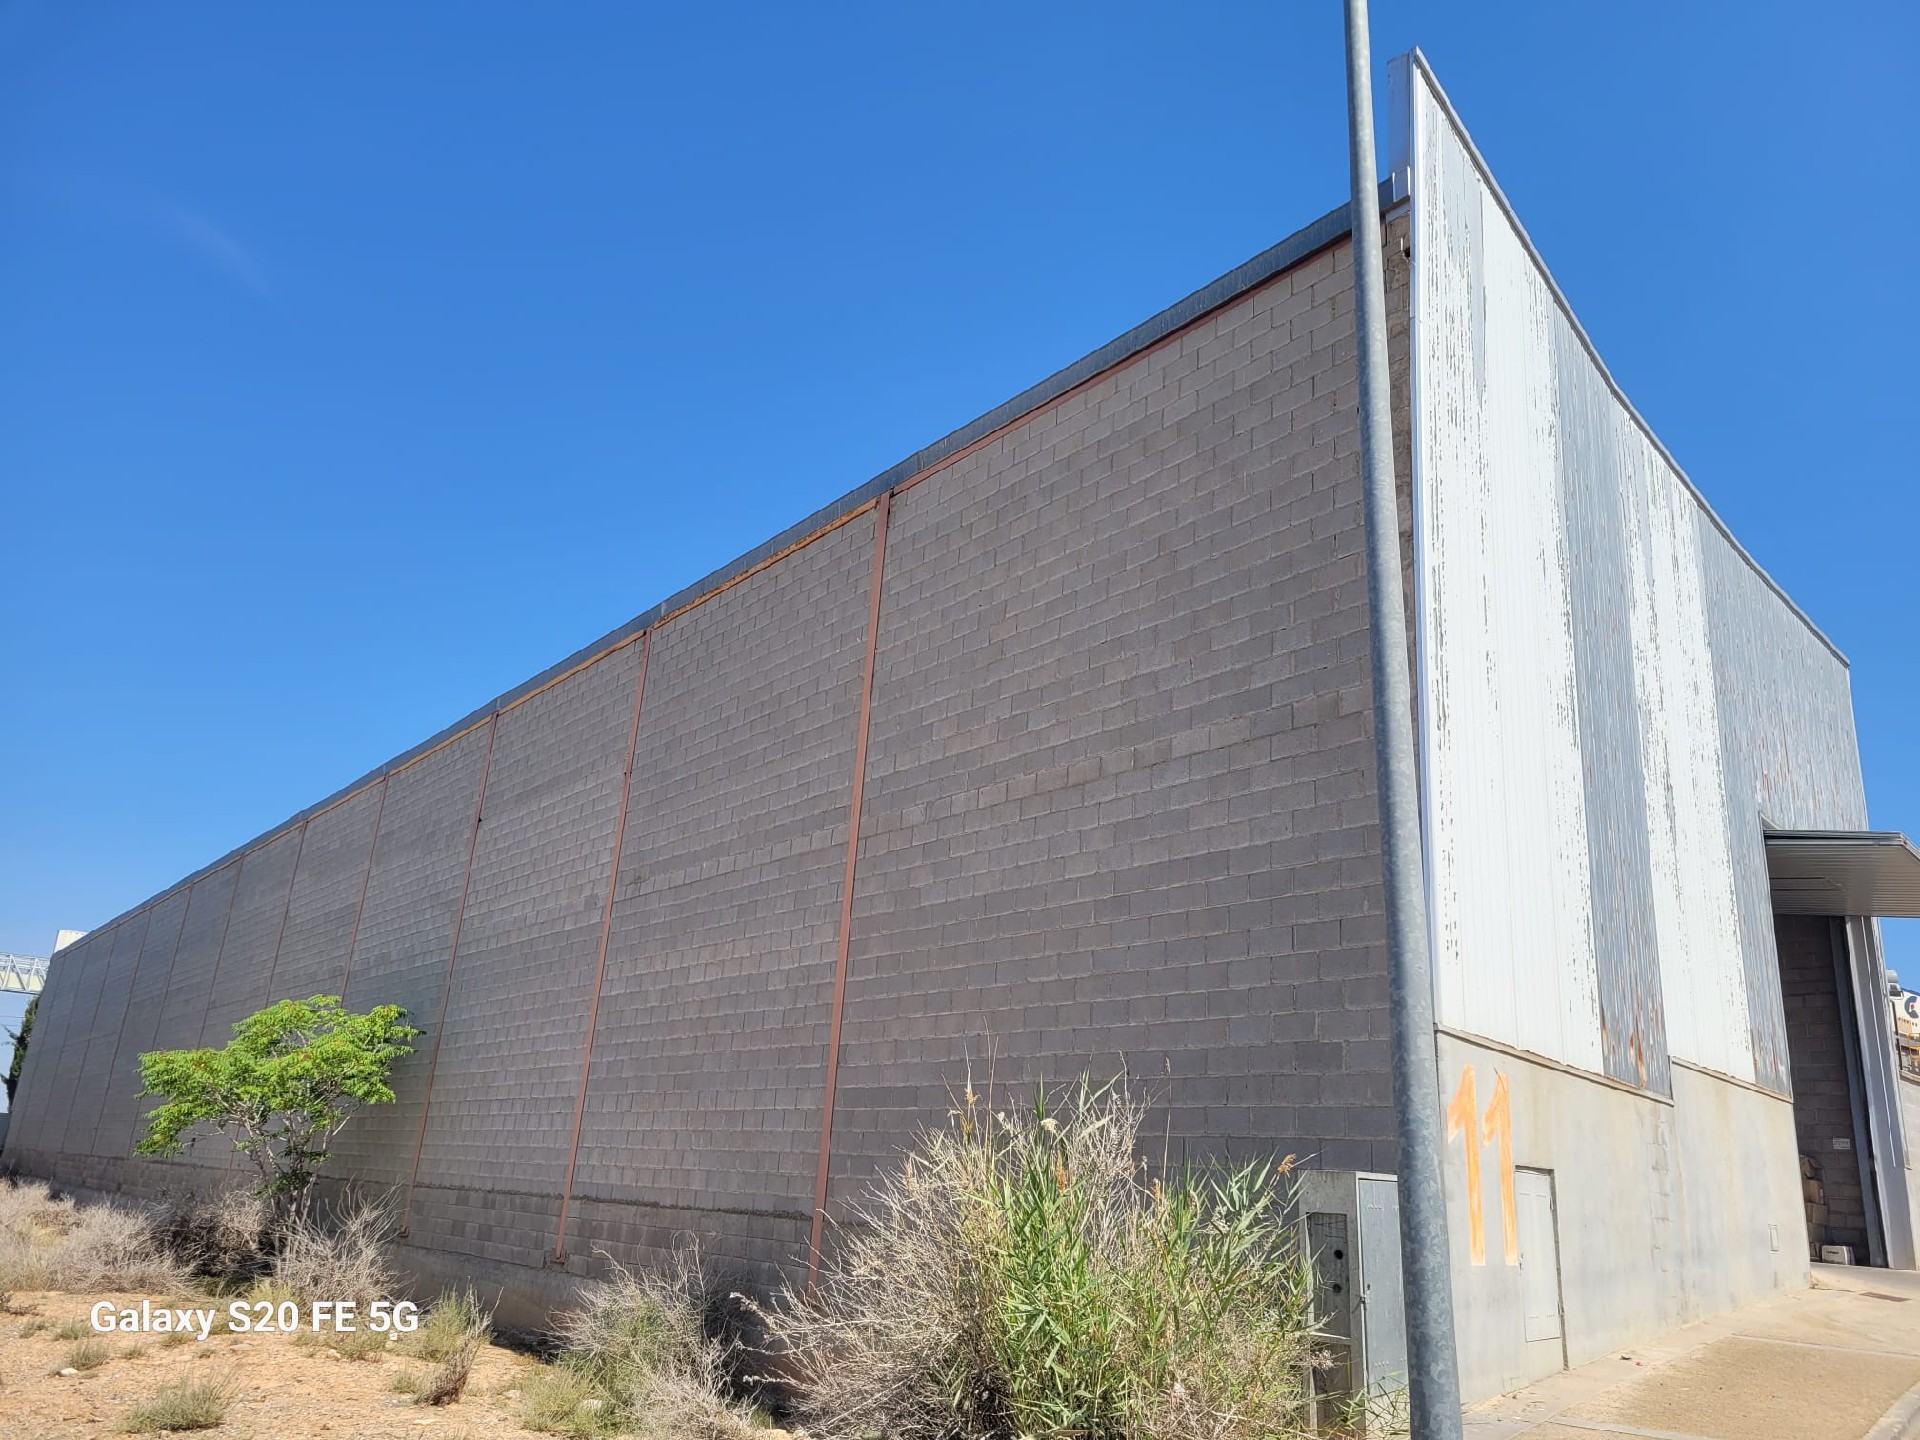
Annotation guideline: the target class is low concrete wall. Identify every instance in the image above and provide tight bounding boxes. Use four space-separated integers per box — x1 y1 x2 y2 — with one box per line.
1439 1032 1806 1403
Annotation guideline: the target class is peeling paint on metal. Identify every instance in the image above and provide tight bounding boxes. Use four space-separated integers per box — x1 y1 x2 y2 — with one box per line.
1552 320 1669 1093
1407 58 1869 1101
1616 396 1750 1085
1698 524 1868 1093
1412 76 1604 1077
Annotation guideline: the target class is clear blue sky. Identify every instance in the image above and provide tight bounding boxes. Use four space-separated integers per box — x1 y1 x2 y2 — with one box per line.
3 0 1915 1058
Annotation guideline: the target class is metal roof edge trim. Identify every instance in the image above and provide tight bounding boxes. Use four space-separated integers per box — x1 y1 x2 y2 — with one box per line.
1765 830 1918 850
68 184 1396 956
1404 47 1847 668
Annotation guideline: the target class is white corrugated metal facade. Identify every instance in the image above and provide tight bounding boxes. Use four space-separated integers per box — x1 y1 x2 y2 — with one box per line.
1404 62 1814 1089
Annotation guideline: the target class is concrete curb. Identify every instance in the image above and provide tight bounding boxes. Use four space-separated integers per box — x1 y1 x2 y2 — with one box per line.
1864 1376 1920 1440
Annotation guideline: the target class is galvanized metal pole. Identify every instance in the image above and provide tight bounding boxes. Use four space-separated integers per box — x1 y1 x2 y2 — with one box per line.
1341 4 1464 1435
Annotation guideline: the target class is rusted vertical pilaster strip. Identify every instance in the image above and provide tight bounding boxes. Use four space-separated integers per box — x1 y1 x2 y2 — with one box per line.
260 819 310 1003
400 714 499 1235
808 490 892 1284
553 630 654 1262
195 851 247 1049
337 779 390 999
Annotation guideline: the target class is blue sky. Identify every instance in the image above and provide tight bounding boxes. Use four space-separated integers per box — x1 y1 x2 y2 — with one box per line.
2 1 1915 1068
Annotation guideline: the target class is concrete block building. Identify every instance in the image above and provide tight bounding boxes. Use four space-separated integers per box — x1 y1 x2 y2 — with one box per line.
9 53 1919 1404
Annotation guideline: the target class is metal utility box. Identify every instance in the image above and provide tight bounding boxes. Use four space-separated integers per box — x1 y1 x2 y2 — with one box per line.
1296 1169 1407 1407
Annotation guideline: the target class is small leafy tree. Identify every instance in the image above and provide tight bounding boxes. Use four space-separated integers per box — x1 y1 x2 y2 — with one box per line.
135 995 419 1217
4 993 36 1107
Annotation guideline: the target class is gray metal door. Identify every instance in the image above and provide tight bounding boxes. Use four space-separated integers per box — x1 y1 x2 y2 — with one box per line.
1356 1175 1407 1394
1515 1167 1566 1369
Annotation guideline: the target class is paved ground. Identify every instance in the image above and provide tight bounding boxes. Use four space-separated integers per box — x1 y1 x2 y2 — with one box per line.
1464 1264 1920 1440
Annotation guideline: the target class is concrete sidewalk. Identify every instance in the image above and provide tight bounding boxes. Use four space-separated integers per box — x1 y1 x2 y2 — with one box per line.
1461 1264 1920 1440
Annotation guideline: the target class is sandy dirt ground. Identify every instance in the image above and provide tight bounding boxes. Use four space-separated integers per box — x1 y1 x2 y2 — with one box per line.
0 1289 557 1439
1465 1263 1920 1440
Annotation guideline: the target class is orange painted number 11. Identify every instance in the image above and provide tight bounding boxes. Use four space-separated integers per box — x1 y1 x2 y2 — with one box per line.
1445 1064 1517 1266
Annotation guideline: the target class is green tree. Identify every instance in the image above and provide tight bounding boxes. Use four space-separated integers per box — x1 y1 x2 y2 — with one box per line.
4 993 36 1108
135 995 420 1216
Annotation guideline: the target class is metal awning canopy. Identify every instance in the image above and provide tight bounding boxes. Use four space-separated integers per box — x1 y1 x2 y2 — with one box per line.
1766 831 1920 917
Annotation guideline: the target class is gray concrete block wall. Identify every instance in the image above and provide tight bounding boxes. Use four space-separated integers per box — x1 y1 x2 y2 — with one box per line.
1775 913 1871 1254
6 216 1402 1312
828 236 1395 1203
407 639 644 1267
134 862 242 1175
189 825 304 1174
92 887 192 1164
573 511 876 1233
198 824 304 1049
332 727 493 1186
52 917 143 1165
271 783 385 1002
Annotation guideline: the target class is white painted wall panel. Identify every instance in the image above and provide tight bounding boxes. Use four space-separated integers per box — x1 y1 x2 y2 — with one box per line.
1406 55 1860 1092
1413 82 1603 1074
1618 422 1752 1080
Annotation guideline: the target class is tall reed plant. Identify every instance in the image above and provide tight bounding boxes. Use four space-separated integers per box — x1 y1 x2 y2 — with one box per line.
757 1072 1321 1440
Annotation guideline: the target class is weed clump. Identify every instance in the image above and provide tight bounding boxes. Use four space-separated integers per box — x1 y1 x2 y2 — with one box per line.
0 1179 186 1294
61 1337 113 1372
269 1198 399 1308
119 1376 234 1432
403 1287 492 1405
755 1072 1321 1440
520 1363 615 1438
523 1248 758 1439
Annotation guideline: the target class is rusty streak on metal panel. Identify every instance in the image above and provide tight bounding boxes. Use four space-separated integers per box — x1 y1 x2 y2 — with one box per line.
401 713 499 1235
337 779 390 997
554 629 654 1262
809 489 892 1287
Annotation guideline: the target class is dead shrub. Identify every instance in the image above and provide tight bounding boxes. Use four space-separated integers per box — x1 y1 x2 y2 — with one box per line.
269 1197 399 1308
0 1179 186 1295
155 1188 272 1286
536 1247 760 1439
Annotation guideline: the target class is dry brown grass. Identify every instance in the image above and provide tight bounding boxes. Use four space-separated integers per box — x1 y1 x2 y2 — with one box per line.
60 1336 114 1372
405 1288 493 1405
525 1248 761 1440
269 1197 400 1308
117 1374 235 1433
154 1187 272 1286
0 1180 187 1295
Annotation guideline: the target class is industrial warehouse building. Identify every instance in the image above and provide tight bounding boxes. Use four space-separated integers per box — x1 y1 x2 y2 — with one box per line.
9 54 1920 1404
